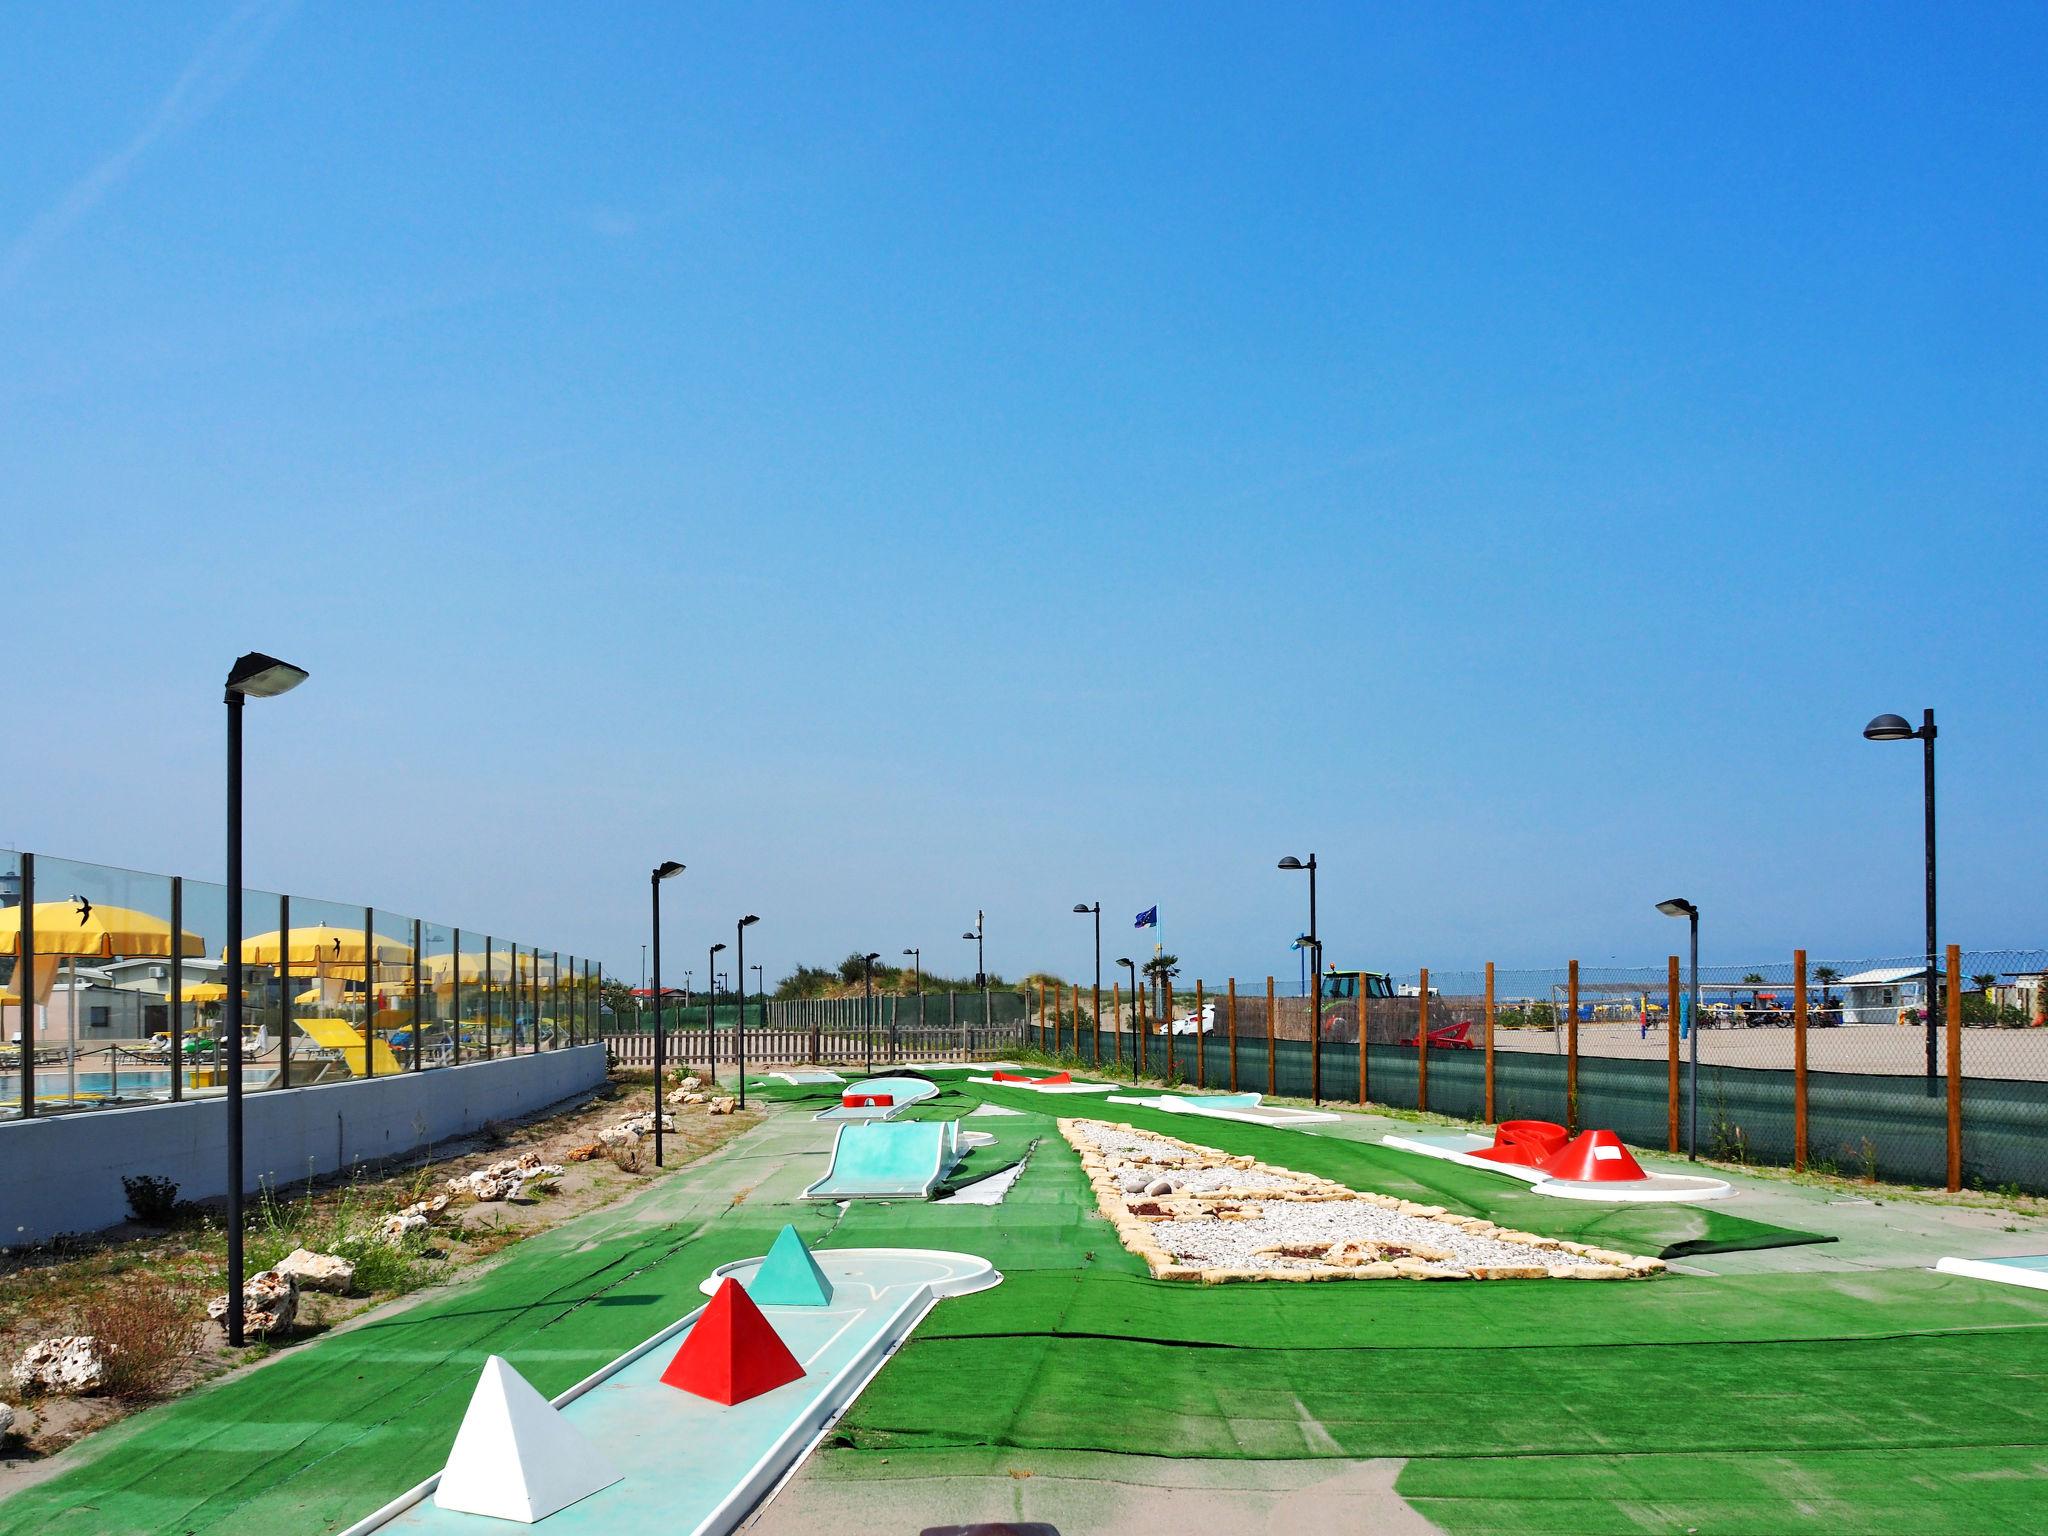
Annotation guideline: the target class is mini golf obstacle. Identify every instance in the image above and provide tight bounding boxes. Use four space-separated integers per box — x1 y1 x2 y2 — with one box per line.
1935 1253 2048 1293
812 1074 939 1121
769 1069 843 1086
1106 1090 1340 1127
1384 1121 1735 1203
801 1118 968 1200
968 1070 1116 1094
354 1230 1000 1535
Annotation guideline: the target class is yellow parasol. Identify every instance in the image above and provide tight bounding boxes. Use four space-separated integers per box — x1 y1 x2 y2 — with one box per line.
0 899 204 959
230 923 412 969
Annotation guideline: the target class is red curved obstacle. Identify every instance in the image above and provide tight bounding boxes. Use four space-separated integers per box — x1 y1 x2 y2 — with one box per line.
1537 1128 1649 1183
842 1091 894 1108
1469 1118 1569 1169
991 1070 1071 1085
661 1277 805 1406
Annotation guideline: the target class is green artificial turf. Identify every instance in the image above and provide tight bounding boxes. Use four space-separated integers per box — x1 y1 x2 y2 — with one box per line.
8 1082 2042 1536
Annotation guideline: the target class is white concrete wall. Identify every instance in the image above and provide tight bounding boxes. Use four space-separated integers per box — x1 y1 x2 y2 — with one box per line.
0 1044 607 1247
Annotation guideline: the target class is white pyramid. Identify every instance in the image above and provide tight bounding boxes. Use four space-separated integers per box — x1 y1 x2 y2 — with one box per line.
434 1355 622 1523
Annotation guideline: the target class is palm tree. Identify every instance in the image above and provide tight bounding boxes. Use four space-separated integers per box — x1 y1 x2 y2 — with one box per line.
1813 965 1841 1023
1143 953 1180 1017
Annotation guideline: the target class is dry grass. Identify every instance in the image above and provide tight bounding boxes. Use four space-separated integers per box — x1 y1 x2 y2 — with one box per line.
71 1274 207 1401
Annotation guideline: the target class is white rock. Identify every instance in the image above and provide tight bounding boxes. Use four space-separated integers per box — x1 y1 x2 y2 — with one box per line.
208 1270 298 1336
276 1248 355 1294
1143 1177 1177 1197
707 1096 737 1116
11 1337 105 1395
381 1211 430 1244
447 1157 566 1202
0 1401 13 1438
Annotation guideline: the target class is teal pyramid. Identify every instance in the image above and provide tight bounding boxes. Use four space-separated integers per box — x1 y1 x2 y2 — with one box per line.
747 1224 834 1307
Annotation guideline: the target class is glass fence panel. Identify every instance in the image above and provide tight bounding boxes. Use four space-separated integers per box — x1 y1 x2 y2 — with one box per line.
19 856 181 1115
0 850 19 1119
373 909 419 1075
420 920 458 1067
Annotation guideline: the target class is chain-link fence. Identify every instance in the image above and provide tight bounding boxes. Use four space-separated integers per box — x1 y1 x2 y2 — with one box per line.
1020 949 2048 1195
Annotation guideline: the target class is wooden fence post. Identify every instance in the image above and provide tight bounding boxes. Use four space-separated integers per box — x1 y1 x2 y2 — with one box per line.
1793 949 1809 1171
1947 943 1963 1192
1194 980 1205 1087
1265 976 1277 1097
1666 955 1680 1154
1037 978 1047 1055
1483 961 1496 1123
1566 958 1580 1133
1357 982 1369 1106
1417 968 1430 1113
1228 978 1239 1091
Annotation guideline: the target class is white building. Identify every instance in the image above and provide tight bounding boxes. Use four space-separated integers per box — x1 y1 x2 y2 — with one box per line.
1836 965 1931 1026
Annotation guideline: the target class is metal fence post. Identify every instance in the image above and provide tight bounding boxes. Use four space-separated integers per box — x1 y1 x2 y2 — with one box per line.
1194 979 1205 1086
1417 967 1430 1113
1265 975 1276 1097
1164 983 1175 1083
1483 961 1495 1123
1359 983 1370 1106
19 852 34 1120
1565 958 1579 1132
1666 954 1680 1154
168 874 183 1103
1793 948 1808 1171
1228 978 1239 1092
1946 943 1963 1191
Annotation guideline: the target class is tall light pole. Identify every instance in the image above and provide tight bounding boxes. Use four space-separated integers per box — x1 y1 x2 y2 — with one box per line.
224 651 307 1347
1657 898 1700 1159
1073 903 1101 1058
650 861 684 1167
1118 956 1139 1082
901 948 921 1028
963 911 986 1028
1864 709 1940 1084
862 952 881 1074
735 916 758 1108
1279 855 1321 1104
708 940 726 1085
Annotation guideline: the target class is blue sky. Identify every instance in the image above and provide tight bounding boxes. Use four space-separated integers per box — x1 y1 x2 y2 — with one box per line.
4 3 2043 989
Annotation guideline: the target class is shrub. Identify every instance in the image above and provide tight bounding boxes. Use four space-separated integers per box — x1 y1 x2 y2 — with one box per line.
75 1274 206 1400
121 1174 181 1225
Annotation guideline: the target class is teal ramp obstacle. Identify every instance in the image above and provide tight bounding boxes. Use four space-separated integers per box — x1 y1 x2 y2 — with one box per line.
802 1120 962 1200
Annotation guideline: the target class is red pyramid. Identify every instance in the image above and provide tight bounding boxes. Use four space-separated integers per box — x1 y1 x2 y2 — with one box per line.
993 1069 1070 1085
660 1277 806 1405
1537 1128 1649 1183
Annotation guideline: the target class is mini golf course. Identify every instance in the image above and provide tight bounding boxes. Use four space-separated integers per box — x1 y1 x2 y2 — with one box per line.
4 1062 2046 1535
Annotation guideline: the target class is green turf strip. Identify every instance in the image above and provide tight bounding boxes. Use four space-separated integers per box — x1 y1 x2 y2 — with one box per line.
961 1080 1829 1258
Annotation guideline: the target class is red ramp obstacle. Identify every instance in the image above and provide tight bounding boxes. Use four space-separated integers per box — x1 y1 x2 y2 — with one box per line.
661 1277 806 1406
992 1069 1071 1085
1469 1119 1570 1169
1538 1128 1648 1183
842 1091 894 1108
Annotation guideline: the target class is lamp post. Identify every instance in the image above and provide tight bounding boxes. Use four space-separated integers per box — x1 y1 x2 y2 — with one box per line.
1863 709 1940 1084
963 911 986 1028
1118 957 1139 1082
861 952 881 1074
1072 903 1101 1058
224 651 307 1347
1656 898 1700 1159
901 948 921 1031
1279 855 1321 1104
708 941 726 1088
735 916 758 1108
650 861 684 1167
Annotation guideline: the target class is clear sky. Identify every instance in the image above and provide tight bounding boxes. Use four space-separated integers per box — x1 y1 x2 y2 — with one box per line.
5 3 2043 990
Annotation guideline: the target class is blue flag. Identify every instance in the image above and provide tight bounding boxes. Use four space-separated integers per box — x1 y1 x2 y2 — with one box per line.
1134 906 1158 928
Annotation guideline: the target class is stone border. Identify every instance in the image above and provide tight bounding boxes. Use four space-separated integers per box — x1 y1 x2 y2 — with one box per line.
1060 1118 1666 1283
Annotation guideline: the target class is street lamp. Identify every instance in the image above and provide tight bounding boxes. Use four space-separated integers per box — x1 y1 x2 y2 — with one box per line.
901 949 922 1034
1279 855 1321 1104
1118 956 1139 1082
649 861 684 1167
862 952 881 1074
963 911 986 1028
223 650 307 1347
1072 903 1101 1061
1863 708 1940 1083
735 916 758 1108
708 942 726 1087
1657 897 1700 1159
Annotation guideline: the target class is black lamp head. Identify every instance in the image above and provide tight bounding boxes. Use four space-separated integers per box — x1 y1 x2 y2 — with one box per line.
1117 956 1134 969
1863 713 1917 742
653 860 685 882
226 651 308 699
738 914 759 928
901 948 915 956
710 941 726 955
1072 903 1092 914
962 931 978 940
1278 855 1307 871
1656 897 1698 919
864 951 881 963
